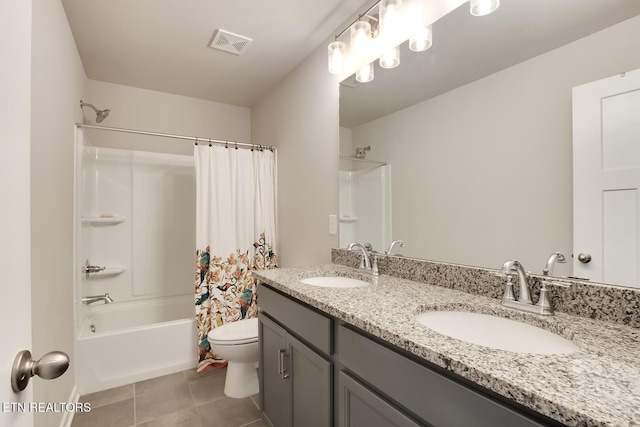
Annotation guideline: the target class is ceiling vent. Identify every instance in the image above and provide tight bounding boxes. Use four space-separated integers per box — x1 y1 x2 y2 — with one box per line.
209 29 252 56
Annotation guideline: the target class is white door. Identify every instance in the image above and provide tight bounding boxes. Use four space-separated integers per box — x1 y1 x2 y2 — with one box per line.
573 69 640 288
1 1 34 426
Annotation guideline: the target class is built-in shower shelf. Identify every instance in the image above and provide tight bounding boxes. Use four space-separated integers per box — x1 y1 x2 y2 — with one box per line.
81 215 126 225
87 265 126 279
339 216 358 224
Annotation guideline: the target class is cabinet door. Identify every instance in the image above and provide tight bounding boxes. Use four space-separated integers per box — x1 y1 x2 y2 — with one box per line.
338 372 422 427
288 334 332 427
259 314 289 427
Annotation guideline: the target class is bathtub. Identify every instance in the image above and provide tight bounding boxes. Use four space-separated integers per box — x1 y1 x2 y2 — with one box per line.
75 294 197 394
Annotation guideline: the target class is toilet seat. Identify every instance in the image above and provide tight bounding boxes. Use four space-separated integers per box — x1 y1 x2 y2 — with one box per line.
208 317 258 346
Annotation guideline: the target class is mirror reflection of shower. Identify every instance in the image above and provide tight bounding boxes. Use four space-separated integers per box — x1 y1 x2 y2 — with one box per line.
339 143 391 253
80 100 110 123
355 145 370 159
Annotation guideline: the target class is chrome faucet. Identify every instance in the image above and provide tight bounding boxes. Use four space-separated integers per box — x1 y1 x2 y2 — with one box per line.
385 240 405 255
348 242 379 276
499 259 532 304
496 259 569 316
543 252 566 276
82 293 114 305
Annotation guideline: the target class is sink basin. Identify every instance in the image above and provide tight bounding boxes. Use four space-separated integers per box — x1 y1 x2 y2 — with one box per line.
300 276 368 288
414 311 578 354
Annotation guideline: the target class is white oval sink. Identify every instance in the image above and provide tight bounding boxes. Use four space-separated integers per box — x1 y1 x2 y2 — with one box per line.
414 311 579 354
300 276 368 288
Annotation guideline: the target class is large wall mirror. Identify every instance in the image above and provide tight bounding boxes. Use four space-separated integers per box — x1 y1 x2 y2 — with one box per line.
339 0 640 287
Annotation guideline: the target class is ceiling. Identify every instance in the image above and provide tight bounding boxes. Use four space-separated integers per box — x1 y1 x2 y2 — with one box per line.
61 0 367 107
340 0 640 127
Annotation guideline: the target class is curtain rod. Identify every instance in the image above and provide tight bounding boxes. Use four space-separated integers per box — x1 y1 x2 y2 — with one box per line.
75 123 276 152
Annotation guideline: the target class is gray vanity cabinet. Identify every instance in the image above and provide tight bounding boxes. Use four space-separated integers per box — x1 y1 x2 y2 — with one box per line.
338 371 422 427
258 285 332 427
258 283 557 427
339 326 552 427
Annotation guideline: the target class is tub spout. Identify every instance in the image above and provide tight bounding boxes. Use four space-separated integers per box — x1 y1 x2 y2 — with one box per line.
82 293 114 305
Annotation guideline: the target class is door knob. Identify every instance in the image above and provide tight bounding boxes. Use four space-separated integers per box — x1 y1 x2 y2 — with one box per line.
11 350 70 392
577 253 592 263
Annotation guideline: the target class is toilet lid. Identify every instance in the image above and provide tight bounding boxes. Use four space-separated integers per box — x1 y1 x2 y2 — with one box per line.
208 317 258 345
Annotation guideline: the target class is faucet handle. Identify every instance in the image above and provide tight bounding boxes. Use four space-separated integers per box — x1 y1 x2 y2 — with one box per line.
536 280 570 315
371 255 379 276
502 274 516 301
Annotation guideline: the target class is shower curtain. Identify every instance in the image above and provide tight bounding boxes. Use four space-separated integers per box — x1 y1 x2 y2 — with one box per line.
194 144 278 373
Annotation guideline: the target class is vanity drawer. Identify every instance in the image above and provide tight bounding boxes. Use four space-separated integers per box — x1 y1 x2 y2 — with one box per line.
338 325 548 427
258 284 332 355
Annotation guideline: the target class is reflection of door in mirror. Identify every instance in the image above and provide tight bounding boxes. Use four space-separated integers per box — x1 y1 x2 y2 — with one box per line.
573 68 640 288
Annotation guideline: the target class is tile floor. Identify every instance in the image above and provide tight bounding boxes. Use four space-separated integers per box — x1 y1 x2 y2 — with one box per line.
71 367 266 427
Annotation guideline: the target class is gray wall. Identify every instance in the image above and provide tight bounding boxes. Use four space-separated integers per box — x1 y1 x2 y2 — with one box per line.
350 15 640 275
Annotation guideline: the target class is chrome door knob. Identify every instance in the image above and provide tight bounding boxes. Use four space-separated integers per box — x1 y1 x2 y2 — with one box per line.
577 253 592 263
11 350 70 392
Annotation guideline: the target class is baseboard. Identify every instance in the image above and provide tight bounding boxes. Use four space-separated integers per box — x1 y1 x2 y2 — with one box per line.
58 385 80 427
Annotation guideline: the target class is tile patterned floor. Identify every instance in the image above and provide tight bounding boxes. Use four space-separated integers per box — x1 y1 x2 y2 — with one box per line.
71 368 266 427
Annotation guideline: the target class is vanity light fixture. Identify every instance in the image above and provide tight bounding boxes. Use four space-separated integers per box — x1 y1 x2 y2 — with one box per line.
350 21 375 82
379 0 402 69
409 25 432 52
469 0 500 17
356 62 375 82
328 0 500 81
328 41 347 74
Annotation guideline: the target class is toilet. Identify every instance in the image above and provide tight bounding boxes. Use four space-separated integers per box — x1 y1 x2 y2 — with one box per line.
207 317 259 398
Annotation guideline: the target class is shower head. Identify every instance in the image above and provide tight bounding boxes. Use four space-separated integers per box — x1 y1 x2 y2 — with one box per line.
80 100 110 123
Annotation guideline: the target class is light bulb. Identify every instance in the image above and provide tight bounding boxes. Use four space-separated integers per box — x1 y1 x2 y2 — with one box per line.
328 41 346 75
356 63 374 83
350 21 372 59
409 25 432 52
379 46 400 69
470 0 500 17
380 0 402 37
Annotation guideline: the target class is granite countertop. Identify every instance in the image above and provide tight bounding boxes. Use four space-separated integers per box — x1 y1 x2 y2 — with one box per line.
253 264 640 427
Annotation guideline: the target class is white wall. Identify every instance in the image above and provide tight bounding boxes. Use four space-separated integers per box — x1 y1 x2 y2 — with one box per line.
30 0 87 425
1 1 34 426
351 16 640 275
85 80 251 155
251 40 342 267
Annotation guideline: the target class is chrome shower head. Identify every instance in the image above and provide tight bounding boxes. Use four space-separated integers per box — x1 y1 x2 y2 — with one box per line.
80 100 110 123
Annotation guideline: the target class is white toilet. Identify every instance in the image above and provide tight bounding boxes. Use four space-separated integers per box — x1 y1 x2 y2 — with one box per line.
207 317 259 398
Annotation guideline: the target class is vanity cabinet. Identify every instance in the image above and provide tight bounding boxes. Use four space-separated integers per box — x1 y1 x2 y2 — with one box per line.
338 371 422 427
258 286 332 427
338 325 552 427
258 283 557 427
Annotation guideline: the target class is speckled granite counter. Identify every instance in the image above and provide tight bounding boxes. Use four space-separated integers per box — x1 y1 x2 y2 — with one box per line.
254 264 640 427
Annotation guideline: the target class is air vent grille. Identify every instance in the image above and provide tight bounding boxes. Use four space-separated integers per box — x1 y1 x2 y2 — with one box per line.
209 29 252 56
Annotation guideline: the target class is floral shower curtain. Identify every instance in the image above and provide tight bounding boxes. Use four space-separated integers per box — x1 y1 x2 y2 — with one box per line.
194 144 278 373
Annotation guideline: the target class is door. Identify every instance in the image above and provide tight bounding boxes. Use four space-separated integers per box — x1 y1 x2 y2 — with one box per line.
259 314 288 427
338 372 421 427
288 334 331 427
573 68 640 287
1 1 34 426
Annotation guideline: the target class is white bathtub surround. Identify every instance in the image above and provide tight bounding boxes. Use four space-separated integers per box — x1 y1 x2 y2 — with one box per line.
194 144 278 375
74 135 199 395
